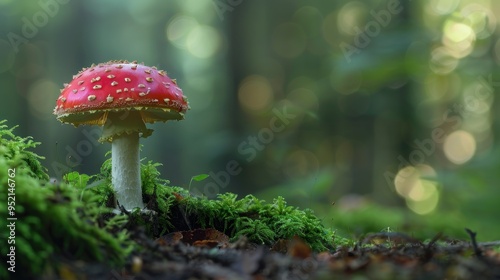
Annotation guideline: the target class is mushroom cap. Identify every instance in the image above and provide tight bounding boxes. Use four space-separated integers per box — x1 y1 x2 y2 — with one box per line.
54 60 189 126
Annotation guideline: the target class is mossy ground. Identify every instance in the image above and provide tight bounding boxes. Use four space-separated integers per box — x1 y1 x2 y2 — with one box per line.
0 120 340 279
2 121 500 279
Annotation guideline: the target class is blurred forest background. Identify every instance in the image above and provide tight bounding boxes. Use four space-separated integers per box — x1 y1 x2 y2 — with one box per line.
1 0 499 240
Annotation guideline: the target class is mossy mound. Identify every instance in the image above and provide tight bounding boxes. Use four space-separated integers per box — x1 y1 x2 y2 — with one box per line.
0 121 133 279
0 120 338 278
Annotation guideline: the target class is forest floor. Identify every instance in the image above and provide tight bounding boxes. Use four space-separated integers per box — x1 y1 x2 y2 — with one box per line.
55 228 500 280
3 121 499 280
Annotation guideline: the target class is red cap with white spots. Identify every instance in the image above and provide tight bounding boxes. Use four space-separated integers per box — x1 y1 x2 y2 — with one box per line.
54 60 189 127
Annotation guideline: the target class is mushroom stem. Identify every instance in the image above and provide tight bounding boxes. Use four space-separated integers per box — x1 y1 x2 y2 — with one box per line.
112 132 144 210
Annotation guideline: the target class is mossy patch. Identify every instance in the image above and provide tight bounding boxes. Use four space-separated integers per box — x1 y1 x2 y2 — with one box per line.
79 158 338 251
0 121 133 279
0 120 340 278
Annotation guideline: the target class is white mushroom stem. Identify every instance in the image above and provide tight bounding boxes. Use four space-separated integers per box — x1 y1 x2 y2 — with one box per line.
112 132 144 210
101 111 152 210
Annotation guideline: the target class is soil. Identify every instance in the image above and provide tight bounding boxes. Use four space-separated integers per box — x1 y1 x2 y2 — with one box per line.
49 229 500 280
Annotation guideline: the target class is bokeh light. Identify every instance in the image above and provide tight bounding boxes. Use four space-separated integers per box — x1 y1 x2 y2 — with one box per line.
186 25 221 58
406 182 439 215
429 0 460 15
336 1 368 35
461 3 496 39
166 15 198 49
238 75 274 111
394 165 439 215
443 130 476 164
429 46 459 74
442 19 475 58
463 80 493 115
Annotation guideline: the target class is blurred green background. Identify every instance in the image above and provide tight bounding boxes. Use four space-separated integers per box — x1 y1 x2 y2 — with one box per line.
1 0 499 240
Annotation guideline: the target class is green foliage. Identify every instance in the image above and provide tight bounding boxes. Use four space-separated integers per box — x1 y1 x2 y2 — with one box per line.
234 217 276 244
0 121 133 279
181 193 336 251
64 171 90 188
91 157 178 236
0 120 49 181
92 158 337 251
65 169 114 207
188 173 210 191
96 157 337 251
139 160 176 234
0 120 340 279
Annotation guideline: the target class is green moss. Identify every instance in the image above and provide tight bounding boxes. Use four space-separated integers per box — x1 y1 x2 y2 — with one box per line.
0 121 49 181
0 121 133 279
0 119 341 278
85 155 337 250
178 193 336 251
79 154 337 251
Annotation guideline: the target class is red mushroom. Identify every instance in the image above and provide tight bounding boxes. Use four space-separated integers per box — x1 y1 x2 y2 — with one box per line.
54 60 189 210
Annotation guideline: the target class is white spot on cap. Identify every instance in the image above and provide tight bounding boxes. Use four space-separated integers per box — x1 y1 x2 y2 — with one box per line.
93 85 102 89
146 77 153 83
125 78 131 82
138 84 146 88
107 74 115 79
106 95 114 103
88 95 96 101
111 81 118 86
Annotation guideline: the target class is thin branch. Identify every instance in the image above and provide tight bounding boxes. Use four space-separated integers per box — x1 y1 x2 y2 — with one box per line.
465 228 483 258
